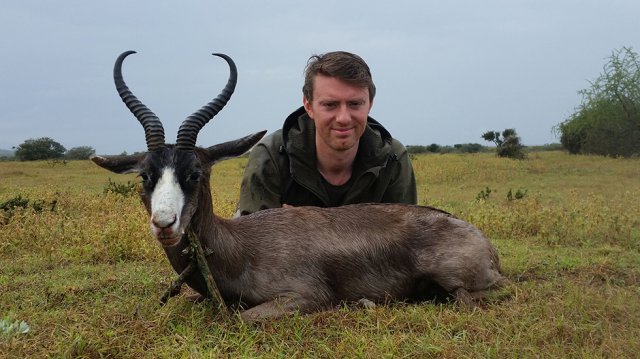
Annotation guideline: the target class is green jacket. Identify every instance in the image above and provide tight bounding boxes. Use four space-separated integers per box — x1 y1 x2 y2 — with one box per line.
237 107 417 215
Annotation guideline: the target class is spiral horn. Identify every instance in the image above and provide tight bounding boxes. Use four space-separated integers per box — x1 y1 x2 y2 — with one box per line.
175 53 237 151
113 50 165 151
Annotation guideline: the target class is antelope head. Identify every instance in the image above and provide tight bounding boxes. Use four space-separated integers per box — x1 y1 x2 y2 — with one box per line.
92 51 265 247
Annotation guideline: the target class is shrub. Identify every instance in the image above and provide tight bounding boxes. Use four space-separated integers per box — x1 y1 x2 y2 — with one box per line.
103 178 139 197
0 194 57 224
482 128 527 159
14 137 66 161
65 146 96 160
555 47 640 157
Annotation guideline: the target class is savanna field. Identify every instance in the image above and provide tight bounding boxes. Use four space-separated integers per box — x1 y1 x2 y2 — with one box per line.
1 151 639 358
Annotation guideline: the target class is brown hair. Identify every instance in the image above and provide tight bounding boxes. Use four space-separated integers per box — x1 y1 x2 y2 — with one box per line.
302 51 376 102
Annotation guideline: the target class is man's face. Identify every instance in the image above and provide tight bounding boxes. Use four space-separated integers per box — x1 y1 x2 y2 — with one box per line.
303 75 372 153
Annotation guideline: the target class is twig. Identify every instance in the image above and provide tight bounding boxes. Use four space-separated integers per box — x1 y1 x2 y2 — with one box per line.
187 228 231 320
159 261 195 305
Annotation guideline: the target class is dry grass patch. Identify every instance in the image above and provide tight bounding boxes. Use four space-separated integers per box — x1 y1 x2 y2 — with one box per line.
1 152 639 357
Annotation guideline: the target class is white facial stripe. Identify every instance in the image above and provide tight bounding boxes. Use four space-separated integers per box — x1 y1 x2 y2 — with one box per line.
150 167 184 229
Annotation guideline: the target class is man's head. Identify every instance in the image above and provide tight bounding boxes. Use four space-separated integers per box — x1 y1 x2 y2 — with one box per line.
302 51 375 155
302 51 376 103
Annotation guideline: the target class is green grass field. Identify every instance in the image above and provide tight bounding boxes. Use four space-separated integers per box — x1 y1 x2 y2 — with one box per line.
1 151 639 358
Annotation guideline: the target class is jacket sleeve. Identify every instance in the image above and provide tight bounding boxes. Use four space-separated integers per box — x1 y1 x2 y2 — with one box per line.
237 141 283 216
382 140 418 205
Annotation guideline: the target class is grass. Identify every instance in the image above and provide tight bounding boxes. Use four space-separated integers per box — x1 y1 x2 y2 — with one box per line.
1 151 639 357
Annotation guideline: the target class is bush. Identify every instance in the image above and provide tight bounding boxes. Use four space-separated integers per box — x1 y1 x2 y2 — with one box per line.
482 129 526 159
426 143 441 153
0 195 57 224
555 47 640 157
454 143 483 153
14 137 66 161
65 146 96 160
103 178 139 197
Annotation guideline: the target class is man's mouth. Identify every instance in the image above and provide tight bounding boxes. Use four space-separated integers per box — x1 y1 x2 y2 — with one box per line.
332 128 354 136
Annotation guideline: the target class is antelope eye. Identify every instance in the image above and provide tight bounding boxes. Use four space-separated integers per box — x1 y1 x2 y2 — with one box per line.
139 172 151 183
187 171 201 182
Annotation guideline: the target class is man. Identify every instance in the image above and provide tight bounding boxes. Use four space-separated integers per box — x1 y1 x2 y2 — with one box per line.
237 51 417 215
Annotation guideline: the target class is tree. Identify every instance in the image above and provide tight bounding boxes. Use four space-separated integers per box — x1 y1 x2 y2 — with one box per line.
65 146 96 160
454 143 483 153
426 143 441 153
555 47 640 157
482 128 526 159
14 137 66 161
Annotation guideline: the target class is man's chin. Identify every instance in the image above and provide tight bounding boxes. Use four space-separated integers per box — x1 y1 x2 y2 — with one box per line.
331 143 358 152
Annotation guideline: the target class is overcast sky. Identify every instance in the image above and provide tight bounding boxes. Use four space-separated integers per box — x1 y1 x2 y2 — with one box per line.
1 1 638 154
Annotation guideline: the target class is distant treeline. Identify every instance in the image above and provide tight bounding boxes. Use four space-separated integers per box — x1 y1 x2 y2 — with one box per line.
407 143 487 154
0 143 567 161
406 143 564 155
0 149 14 159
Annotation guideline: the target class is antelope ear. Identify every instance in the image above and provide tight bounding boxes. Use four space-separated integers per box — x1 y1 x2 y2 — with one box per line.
91 154 145 174
203 130 267 164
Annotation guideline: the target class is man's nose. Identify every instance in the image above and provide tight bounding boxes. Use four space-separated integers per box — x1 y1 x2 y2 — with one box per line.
335 104 350 124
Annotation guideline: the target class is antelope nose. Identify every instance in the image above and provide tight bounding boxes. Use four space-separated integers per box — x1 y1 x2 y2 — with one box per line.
152 214 177 229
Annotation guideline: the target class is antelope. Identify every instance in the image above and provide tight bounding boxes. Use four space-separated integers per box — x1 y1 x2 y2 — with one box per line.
92 51 506 322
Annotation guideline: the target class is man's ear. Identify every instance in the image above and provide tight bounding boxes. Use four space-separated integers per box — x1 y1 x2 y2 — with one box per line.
91 154 145 174
203 130 267 165
303 95 314 119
